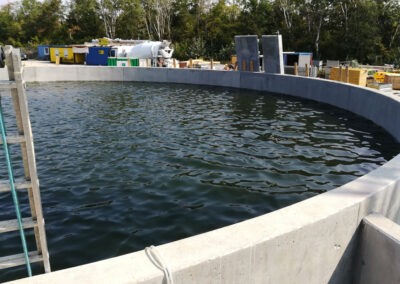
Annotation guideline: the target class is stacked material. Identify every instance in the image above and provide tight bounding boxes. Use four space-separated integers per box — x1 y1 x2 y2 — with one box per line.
384 74 400 90
185 59 220 69
366 83 393 91
330 67 368 86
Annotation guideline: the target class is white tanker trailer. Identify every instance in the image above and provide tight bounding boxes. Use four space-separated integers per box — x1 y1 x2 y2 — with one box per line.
114 41 174 67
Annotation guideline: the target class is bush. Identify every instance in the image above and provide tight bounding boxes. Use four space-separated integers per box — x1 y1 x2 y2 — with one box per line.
215 41 235 62
317 69 326 78
173 38 206 60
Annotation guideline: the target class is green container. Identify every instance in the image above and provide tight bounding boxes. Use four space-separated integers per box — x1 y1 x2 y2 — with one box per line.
116 58 129 67
107 57 116 66
130 58 139 67
108 57 136 67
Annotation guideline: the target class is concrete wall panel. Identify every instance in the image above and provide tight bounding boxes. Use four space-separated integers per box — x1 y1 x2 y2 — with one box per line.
0 68 8 80
165 68 240 88
124 67 168 83
219 248 253 284
24 66 75 82
192 69 240 88
77 66 123 81
251 204 360 284
262 35 284 74
165 68 197 85
354 214 400 284
235 36 260 72
23 66 124 82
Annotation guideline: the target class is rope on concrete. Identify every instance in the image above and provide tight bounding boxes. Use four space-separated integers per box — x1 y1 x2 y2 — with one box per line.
145 245 174 284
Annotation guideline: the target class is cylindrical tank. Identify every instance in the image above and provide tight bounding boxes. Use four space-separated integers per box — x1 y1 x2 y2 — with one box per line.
115 42 161 59
115 41 173 59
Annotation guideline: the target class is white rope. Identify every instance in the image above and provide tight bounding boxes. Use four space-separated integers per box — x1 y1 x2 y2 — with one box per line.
145 245 174 284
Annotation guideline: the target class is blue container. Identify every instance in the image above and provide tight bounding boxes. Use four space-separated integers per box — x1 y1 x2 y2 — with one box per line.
38 45 65 60
37 45 50 60
283 52 313 67
86 47 111 66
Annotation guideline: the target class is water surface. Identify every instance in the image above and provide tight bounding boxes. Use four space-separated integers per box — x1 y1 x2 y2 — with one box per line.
0 82 399 281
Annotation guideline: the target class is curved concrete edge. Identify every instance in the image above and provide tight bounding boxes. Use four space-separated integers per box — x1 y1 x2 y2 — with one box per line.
7 66 400 284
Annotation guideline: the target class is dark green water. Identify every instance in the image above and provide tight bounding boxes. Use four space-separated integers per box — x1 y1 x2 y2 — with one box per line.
1 82 399 281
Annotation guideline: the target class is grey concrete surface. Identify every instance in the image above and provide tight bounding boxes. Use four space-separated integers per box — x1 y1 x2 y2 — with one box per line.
354 214 400 284
0 67 8 80
262 35 284 74
6 65 400 284
234 35 260 72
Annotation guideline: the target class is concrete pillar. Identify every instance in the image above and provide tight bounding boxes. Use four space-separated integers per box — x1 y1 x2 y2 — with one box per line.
354 214 400 284
234 35 259 72
262 35 284 74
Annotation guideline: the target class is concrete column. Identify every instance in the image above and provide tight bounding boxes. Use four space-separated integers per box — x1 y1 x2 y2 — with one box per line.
262 35 284 74
354 214 400 284
234 35 259 72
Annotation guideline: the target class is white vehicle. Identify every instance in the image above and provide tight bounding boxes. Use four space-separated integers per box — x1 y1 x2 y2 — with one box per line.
115 41 174 67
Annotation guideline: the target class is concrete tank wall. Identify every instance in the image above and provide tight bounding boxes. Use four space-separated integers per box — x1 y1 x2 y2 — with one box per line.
7 66 400 284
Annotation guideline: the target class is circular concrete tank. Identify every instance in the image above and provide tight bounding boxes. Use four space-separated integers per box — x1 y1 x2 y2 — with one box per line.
7 66 400 284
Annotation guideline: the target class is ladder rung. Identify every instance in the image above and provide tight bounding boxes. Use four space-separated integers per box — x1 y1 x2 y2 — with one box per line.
0 217 38 233
0 134 25 145
0 81 17 90
0 92 11 97
0 251 43 269
0 178 32 193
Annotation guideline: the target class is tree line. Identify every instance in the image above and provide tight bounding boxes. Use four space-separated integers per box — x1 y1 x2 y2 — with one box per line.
1 0 400 64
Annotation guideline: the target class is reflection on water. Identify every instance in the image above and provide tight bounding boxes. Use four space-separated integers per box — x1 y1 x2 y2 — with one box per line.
0 81 399 281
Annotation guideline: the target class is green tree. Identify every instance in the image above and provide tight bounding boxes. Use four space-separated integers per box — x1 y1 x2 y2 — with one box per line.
36 0 68 43
346 0 381 63
116 0 147 39
238 0 277 36
16 0 42 43
0 4 23 46
67 0 104 43
204 0 240 59
98 0 123 39
301 0 333 58
141 0 174 40
1 0 400 64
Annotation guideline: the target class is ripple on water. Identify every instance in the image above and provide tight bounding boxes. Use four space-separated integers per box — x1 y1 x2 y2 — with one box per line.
0 81 399 281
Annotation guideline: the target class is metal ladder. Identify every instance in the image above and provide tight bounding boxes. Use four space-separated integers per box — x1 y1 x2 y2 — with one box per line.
0 46 50 274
